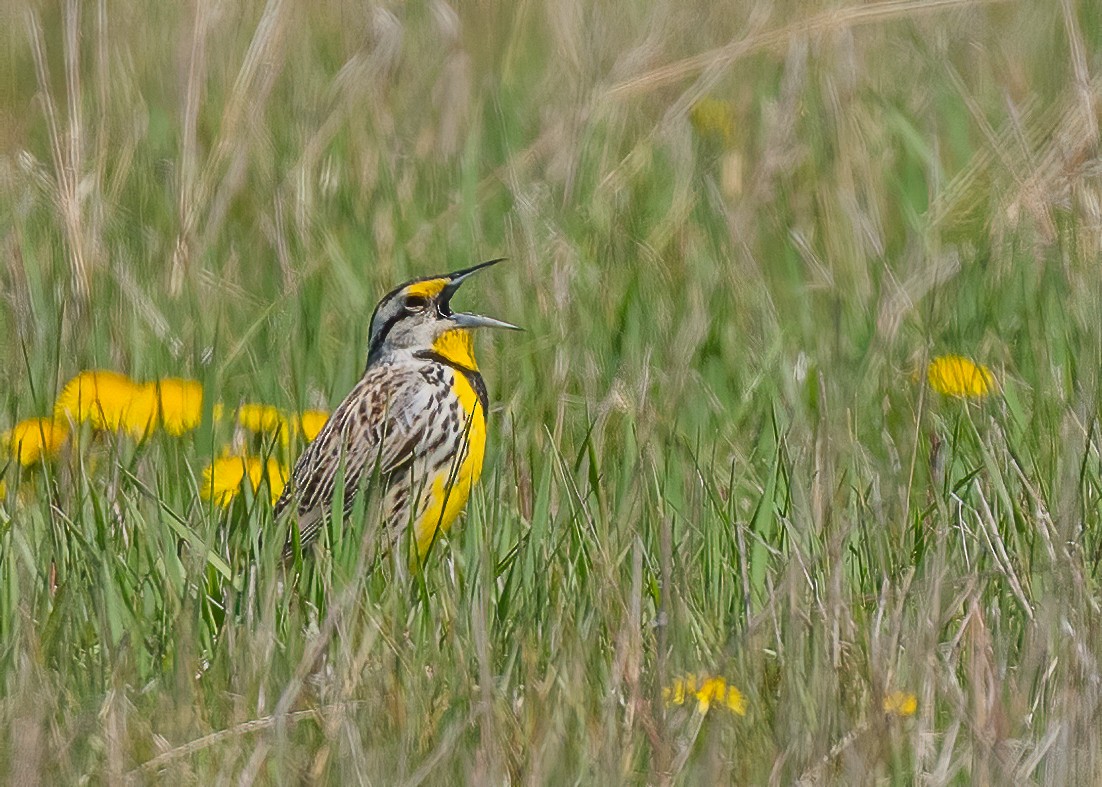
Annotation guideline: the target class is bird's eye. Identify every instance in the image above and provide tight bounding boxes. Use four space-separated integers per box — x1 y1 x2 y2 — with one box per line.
405 295 429 313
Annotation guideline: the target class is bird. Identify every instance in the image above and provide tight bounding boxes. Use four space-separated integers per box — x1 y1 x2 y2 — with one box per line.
275 258 519 561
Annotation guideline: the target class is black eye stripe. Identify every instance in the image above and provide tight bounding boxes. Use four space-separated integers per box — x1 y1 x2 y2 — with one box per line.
405 295 430 311
366 299 408 367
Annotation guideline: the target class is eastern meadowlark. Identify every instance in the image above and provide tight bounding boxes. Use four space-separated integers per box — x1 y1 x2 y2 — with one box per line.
275 259 518 559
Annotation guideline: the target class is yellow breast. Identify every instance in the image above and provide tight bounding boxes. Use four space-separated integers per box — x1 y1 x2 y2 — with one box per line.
412 370 487 557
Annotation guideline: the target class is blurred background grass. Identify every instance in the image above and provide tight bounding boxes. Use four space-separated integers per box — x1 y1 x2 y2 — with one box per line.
2 0 1102 782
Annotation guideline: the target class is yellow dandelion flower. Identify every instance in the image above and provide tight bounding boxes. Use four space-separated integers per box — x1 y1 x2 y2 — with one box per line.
926 355 995 399
690 98 736 146
297 410 329 442
155 378 204 436
3 418 68 465
665 676 687 706
55 370 158 438
237 403 294 444
202 454 289 507
127 384 160 437
663 673 746 716
237 403 284 433
256 457 288 504
202 455 248 507
56 370 132 428
882 691 917 717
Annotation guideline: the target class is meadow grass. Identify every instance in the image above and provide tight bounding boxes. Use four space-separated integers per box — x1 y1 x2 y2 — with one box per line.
2 0 1102 782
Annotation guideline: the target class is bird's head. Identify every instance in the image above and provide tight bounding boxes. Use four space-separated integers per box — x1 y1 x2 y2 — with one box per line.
365 258 520 371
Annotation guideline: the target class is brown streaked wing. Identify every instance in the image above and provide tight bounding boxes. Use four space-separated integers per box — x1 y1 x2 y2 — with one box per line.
275 364 440 553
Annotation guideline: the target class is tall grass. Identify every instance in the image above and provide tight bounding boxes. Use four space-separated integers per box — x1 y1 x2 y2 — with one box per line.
2 0 1102 781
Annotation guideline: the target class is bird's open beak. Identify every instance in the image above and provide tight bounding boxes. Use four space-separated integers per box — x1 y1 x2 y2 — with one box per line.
441 258 522 331
450 312 522 330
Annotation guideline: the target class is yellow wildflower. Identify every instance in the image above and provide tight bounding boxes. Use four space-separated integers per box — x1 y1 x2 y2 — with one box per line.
155 378 204 436
297 410 329 442
237 403 330 444
202 455 247 506
55 370 158 438
236 403 295 444
3 418 68 465
690 98 736 146
883 690 918 717
251 458 288 504
202 454 288 507
926 355 995 399
237 403 284 433
127 385 160 437
663 673 746 716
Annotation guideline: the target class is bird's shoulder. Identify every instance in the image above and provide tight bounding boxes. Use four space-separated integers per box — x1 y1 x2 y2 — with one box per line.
314 359 448 443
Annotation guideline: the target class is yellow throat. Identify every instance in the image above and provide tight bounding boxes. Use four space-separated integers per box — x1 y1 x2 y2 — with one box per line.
432 329 479 371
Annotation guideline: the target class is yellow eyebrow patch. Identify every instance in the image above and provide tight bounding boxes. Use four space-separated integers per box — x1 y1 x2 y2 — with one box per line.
404 278 448 299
